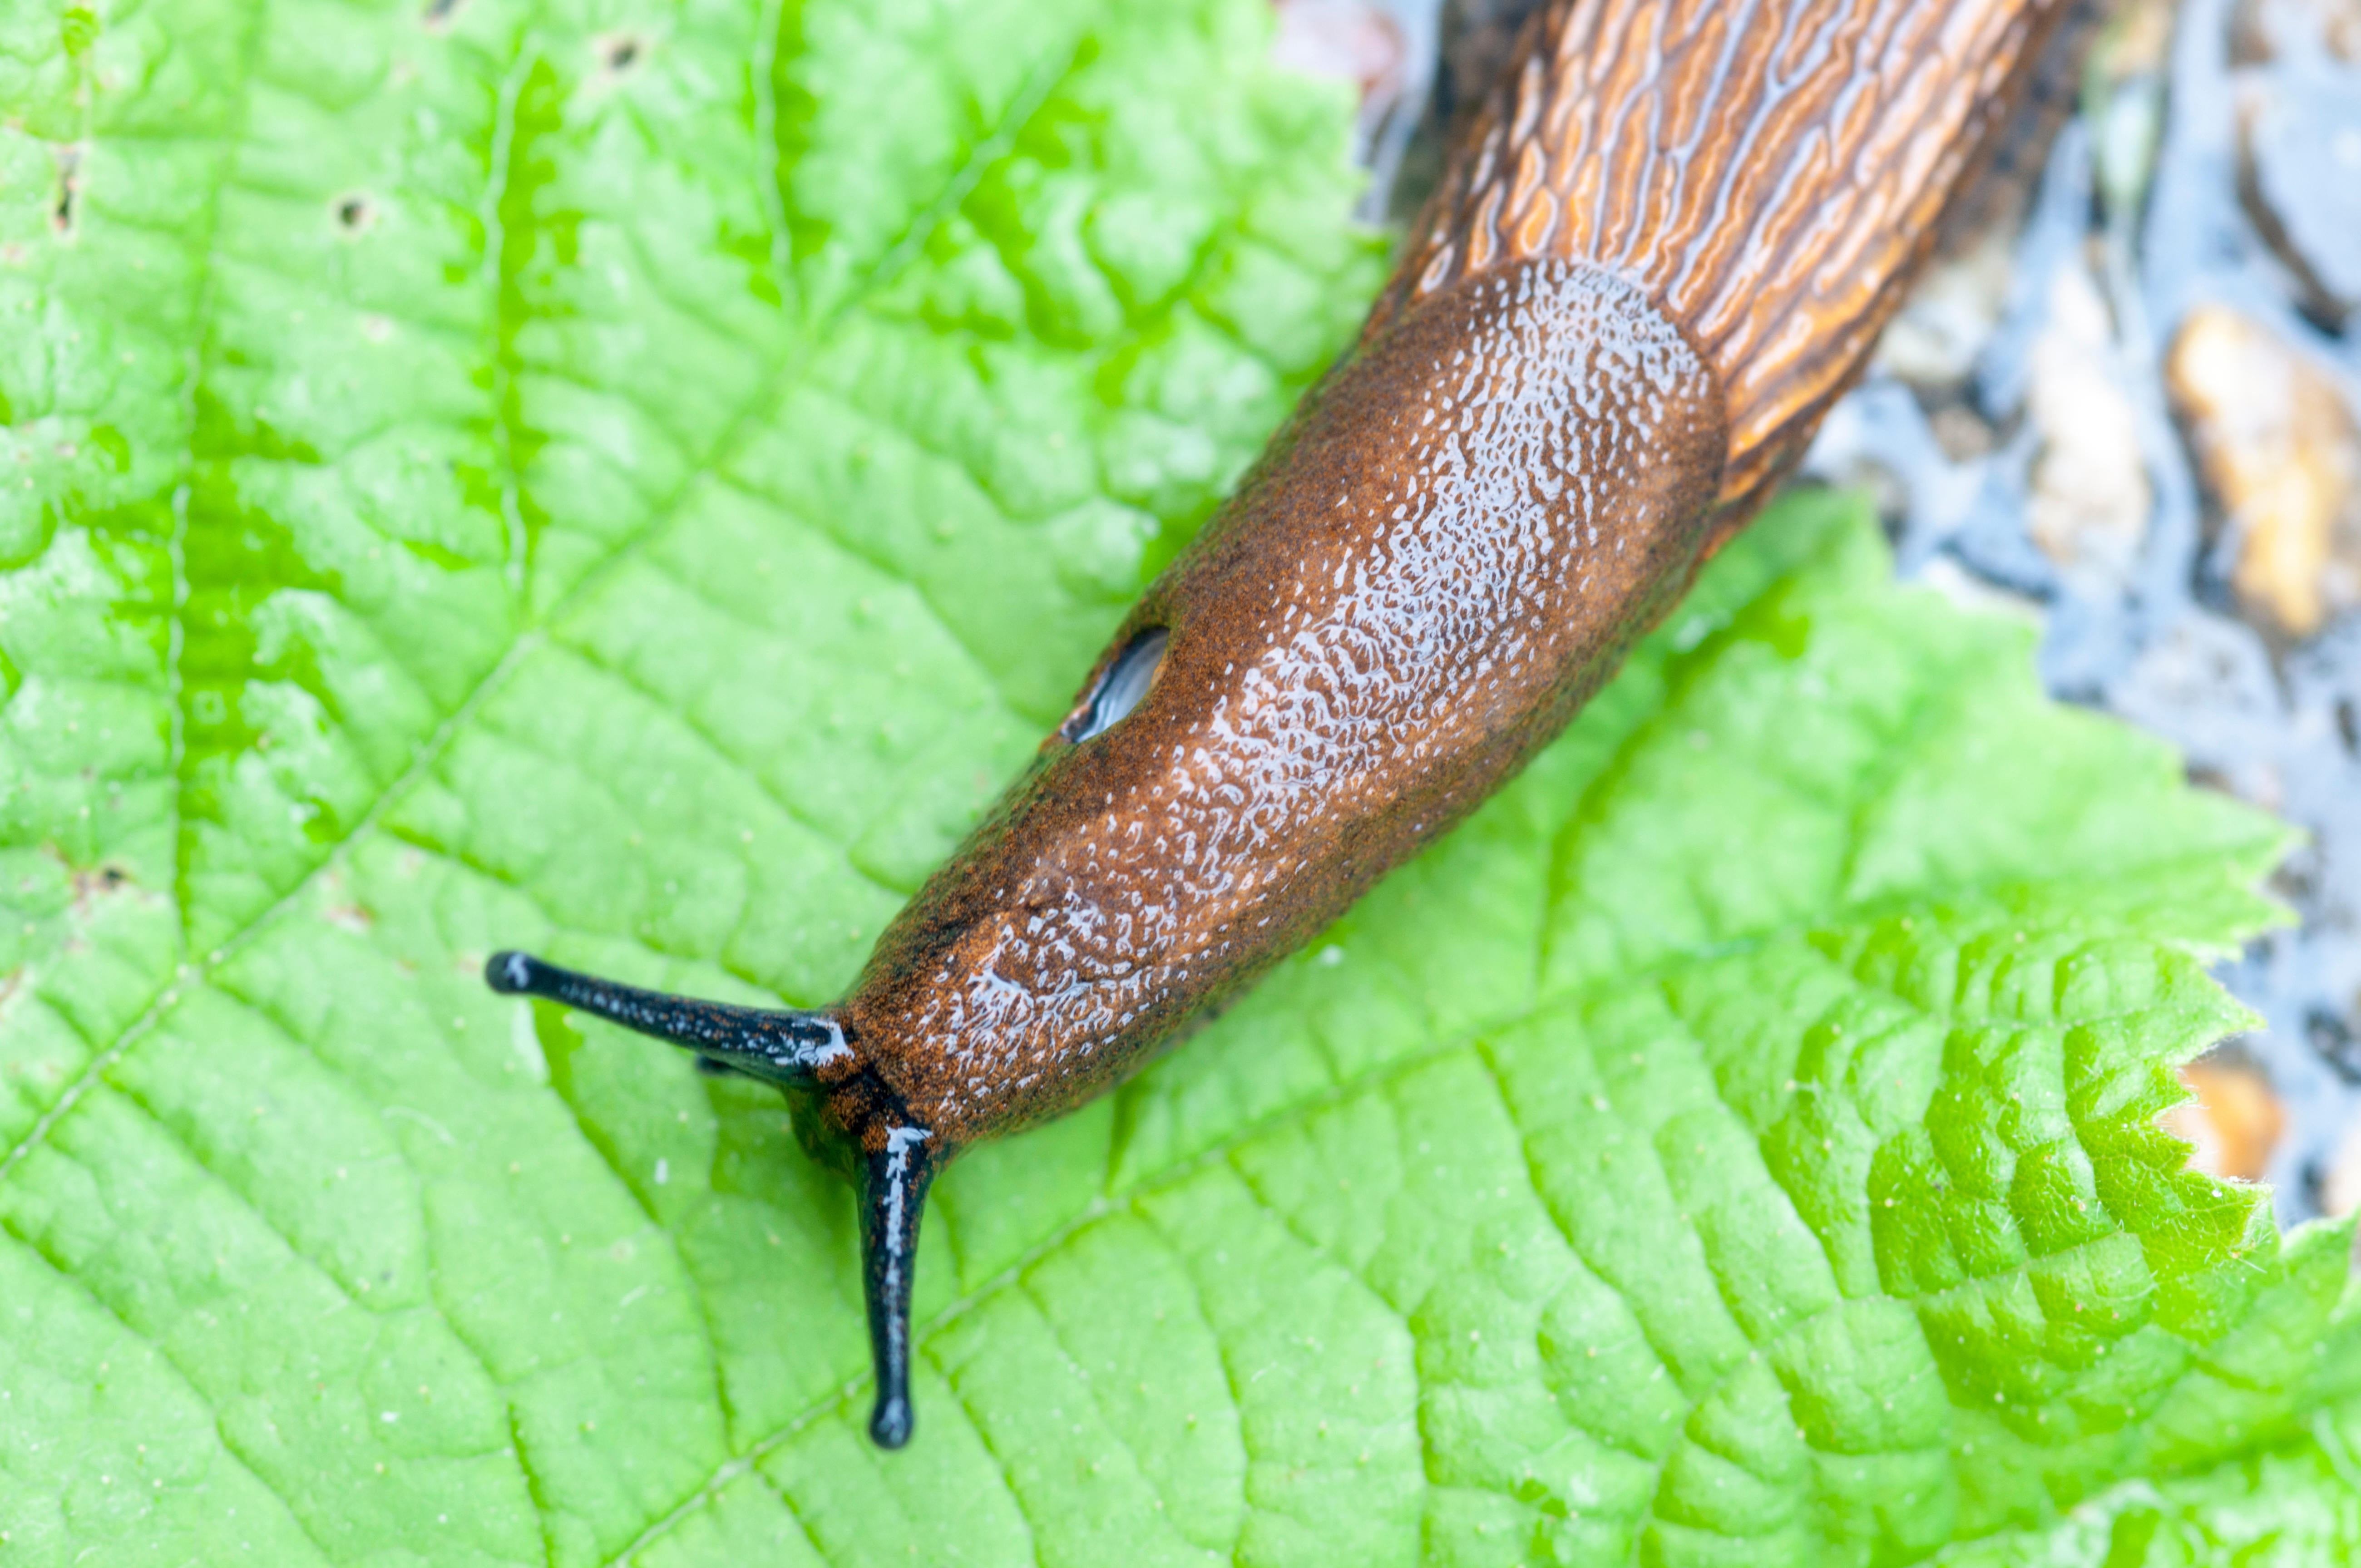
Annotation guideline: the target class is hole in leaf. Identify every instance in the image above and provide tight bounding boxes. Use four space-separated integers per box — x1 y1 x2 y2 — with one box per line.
67 862 132 916
1064 627 1168 742
50 145 79 236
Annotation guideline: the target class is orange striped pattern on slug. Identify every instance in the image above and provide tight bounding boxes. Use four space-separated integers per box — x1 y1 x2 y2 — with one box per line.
1375 0 2068 513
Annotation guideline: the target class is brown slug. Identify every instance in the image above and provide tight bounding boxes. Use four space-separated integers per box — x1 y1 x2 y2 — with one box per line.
488 0 2071 1448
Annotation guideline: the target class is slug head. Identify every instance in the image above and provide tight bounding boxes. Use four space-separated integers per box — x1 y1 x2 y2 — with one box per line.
481 952 936 1449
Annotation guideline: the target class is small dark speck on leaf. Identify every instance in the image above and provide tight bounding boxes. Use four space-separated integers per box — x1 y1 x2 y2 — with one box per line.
420 0 464 28
336 196 374 233
599 33 645 74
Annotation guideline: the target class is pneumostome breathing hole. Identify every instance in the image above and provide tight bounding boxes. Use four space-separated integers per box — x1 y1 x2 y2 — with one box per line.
1066 627 1168 742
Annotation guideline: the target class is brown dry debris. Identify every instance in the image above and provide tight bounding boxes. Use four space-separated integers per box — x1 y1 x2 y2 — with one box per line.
2167 305 2361 640
2326 1116 2361 1216
2027 265 2150 582
2165 1056 2287 1182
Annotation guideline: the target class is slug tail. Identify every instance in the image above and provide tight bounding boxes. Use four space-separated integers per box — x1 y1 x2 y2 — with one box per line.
1379 0 2073 517
861 1127 938 1449
482 951 848 1084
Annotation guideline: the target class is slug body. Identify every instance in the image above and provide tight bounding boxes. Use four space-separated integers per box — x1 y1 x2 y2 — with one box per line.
489 0 2069 1448
849 265 1725 1143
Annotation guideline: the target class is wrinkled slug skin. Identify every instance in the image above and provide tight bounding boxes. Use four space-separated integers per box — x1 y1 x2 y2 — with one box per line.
1389 0 2071 520
484 0 2079 1449
842 264 1726 1144
838 0 2074 1151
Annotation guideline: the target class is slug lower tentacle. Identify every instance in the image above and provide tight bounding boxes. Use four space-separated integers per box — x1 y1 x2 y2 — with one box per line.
488 0 2070 1448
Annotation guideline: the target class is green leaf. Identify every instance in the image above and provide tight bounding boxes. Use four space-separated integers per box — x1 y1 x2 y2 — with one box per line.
0 0 2349 1565
1936 1394 2361 1567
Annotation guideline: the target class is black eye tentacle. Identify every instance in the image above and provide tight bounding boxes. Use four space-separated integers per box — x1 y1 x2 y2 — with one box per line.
482 950 849 1083
860 1124 938 1449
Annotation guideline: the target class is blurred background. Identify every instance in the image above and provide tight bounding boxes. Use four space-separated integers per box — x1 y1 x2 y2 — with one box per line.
1272 0 2361 1225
